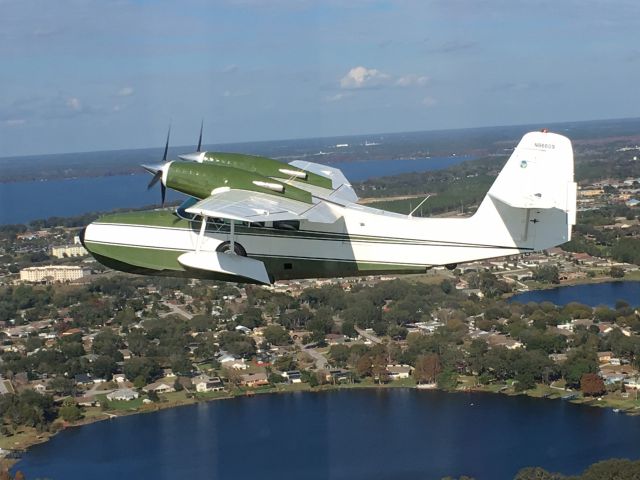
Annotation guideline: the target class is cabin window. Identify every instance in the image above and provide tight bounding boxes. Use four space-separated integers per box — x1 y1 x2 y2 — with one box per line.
176 197 198 221
284 263 293 270
274 220 300 231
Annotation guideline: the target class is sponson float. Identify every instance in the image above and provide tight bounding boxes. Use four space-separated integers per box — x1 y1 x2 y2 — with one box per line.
81 130 577 285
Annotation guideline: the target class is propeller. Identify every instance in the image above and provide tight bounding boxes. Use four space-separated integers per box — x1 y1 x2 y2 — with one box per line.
143 125 170 207
197 119 203 152
179 120 206 162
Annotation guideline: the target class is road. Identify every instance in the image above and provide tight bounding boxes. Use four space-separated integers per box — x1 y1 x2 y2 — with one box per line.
293 336 329 370
303 346 329 370
160 302 194 320
355 326 383 344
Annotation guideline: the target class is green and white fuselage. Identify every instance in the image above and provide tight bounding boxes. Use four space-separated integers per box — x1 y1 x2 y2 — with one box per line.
82 131 577 284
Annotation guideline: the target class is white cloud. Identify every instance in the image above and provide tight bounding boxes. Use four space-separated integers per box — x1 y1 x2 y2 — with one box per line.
222 64 239 73
340 66 390 89
396 74 429 87
66 97 82 111
325 92 352 102
117 86 134 97
422 96 437 107
4 119 26 126
222 90 250 98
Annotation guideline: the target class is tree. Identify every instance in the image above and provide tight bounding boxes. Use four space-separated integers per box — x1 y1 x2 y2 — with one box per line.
91 356 118 380
49 376 76 396
123 357 162 385
580 373 605 397
414 354 441 384
263 324 291 346
92 329 124 359
563 349 598 388
437 369 458 390
355 354 372 378
533 265 560 284
610 266 625 278
341 320 357 338
274 355 297 372
59 399 82 422
514 466 564 480
329 345 350 367
371 355 389 384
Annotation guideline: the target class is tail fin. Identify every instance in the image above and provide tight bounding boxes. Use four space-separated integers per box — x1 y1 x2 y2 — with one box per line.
473 131 576 250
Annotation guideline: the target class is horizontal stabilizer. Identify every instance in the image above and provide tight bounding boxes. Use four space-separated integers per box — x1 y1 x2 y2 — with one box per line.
178 251 271 284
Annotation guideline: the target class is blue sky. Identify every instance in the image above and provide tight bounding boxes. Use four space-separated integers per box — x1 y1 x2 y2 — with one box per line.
1 0 639 156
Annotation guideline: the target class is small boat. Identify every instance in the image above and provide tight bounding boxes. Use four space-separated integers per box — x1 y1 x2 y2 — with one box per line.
613 408 621 413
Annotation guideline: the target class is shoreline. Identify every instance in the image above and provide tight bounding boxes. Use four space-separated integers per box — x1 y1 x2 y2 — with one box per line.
5 377 638 473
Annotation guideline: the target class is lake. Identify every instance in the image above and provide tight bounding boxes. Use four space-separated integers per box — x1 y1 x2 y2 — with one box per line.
510 281 640 308
0 156 470 225
14 389 640 480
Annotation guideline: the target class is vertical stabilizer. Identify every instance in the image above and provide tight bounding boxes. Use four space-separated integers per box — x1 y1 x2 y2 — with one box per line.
473 131 576 250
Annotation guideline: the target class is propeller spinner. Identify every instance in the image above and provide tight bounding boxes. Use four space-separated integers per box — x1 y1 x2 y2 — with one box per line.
143 126 171 207
179 120 206 162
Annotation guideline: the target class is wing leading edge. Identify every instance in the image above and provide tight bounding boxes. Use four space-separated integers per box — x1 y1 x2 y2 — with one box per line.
185 189 341 224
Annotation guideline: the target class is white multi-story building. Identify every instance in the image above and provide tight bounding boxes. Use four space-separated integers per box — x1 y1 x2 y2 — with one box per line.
51 245 88 258
20 265 91 283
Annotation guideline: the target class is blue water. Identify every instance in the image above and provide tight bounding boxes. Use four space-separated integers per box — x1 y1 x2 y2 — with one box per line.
14 389 640 480
510 281 640 307
0 175 185 225
0 156 469 225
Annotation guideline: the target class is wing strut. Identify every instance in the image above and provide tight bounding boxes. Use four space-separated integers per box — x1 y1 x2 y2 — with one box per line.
230 220 235 253
196 216 208 252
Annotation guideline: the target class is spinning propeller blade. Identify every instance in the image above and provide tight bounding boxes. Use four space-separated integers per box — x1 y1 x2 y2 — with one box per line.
162 125 171 162
142 124 171 206
197 120 203 152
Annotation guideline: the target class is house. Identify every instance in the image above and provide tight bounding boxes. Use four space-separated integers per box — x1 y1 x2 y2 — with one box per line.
624 377 640 390
487 334 523 350
241 373 269 388
107 388 139 401
255 352 274 366
549 353 568 363
119 349 132 360
112 373 127 383
0 376 13 396
597 352 613 364
143 380 176 394
387 364 412 380
195 376 225 393
76 396 98 407
282 370 302 383
31 380 49 394
325 334 347 345
218 353 247 369
74 374 93 386
229 360 248 370
326 369 350 383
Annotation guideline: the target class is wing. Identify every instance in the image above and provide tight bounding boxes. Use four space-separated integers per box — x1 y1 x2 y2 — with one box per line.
185 189 340 224
289 160 358 203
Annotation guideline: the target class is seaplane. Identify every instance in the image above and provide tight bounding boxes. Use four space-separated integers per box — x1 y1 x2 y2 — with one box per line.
80 127 577 285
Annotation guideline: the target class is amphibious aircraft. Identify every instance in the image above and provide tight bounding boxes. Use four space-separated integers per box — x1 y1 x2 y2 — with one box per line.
80 130 576 285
